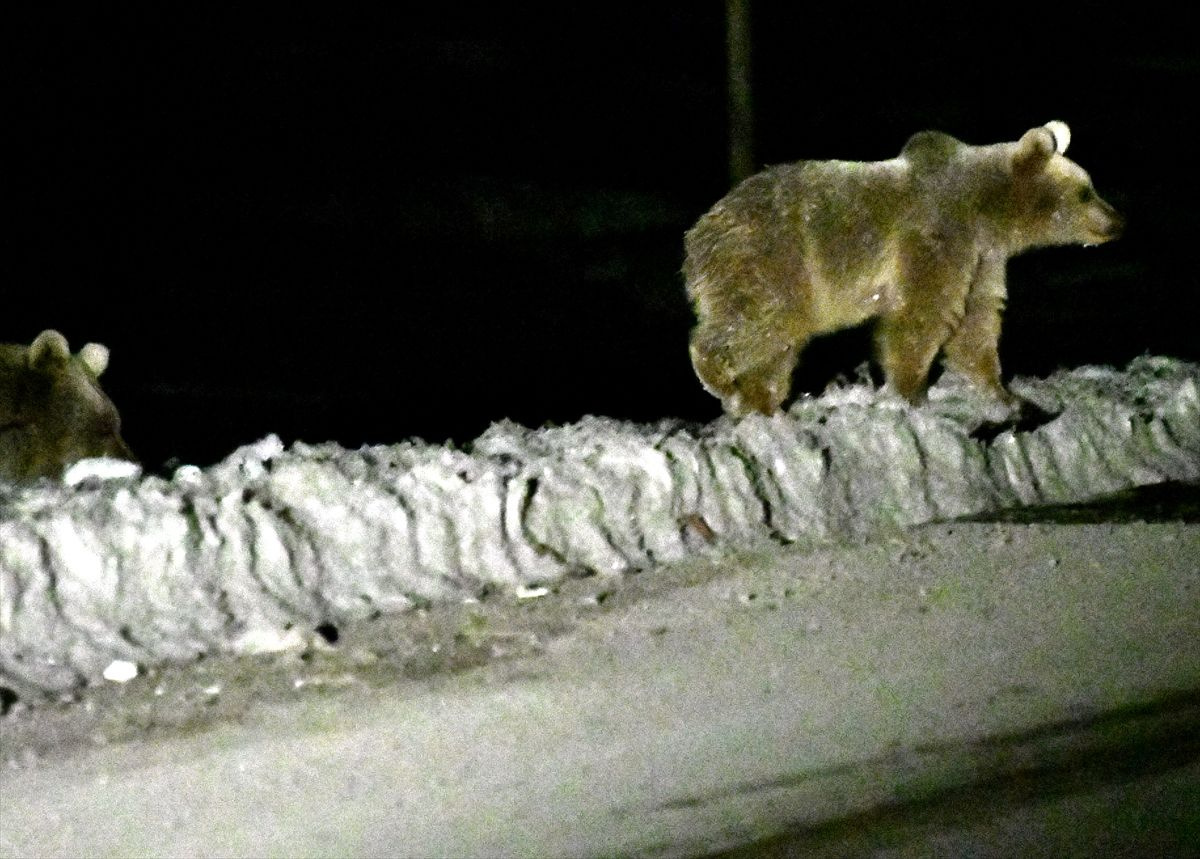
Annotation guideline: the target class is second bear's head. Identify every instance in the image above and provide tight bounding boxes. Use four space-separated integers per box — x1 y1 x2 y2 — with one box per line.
0 330 136 483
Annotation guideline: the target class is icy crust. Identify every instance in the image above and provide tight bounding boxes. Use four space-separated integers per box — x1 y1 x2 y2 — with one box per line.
1 357 1198 696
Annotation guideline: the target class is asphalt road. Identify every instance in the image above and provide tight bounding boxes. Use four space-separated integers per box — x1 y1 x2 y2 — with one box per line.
2 519 1198 857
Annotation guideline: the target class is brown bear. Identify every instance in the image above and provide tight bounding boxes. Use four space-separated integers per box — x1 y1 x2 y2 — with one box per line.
0 330 135 482
684 121 1124 416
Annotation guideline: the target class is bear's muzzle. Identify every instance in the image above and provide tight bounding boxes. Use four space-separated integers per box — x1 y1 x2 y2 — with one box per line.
1087 200 1124 244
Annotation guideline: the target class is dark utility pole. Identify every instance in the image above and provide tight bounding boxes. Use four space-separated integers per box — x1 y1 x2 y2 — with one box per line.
726 0 754 185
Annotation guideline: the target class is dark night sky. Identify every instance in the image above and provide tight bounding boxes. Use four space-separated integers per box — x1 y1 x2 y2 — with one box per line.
13 5 1199 470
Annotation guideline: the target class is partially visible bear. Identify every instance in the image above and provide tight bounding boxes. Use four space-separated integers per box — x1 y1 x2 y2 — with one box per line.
684 121 1124 416
0 330 135 482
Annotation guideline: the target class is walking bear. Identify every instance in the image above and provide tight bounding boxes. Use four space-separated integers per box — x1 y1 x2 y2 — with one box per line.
684 121 1124 416
0 330 135 482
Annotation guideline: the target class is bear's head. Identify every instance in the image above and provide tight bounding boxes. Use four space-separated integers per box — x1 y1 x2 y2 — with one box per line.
1007 121 1124 250
0 330 135 483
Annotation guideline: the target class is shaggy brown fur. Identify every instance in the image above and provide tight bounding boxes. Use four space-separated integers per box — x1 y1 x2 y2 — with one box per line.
684 122 1124 416
1 330 134 482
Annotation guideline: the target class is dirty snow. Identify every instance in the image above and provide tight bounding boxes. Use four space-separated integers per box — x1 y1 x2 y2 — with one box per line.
1 357 1197 699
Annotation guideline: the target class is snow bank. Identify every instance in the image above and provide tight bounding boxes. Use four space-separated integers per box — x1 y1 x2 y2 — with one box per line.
2 357 1198 697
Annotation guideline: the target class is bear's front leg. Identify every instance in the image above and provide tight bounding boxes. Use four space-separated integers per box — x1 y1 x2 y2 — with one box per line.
941 253 1016 404
874 240 972 403
874 314 946 403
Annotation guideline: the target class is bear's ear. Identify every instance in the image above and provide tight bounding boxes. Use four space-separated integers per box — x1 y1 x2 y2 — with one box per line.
1013 125 1058 175
1043 120 1070 154
27 329 72 372
79 342 110 377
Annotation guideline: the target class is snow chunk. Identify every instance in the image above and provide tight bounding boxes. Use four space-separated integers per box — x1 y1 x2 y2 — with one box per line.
102 660 139 683
63 458 142 486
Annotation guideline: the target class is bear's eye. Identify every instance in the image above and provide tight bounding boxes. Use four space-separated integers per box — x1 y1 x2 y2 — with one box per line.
1078 187 1093 203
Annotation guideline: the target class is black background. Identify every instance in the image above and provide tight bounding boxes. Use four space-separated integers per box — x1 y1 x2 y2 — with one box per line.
13 5 1198 470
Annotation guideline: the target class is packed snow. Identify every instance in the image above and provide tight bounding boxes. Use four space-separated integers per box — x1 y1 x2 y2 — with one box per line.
1 357 1197 697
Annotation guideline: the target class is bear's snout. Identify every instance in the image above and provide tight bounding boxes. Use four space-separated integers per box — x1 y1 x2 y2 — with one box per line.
1087 200 1124 243
102 434 137 464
